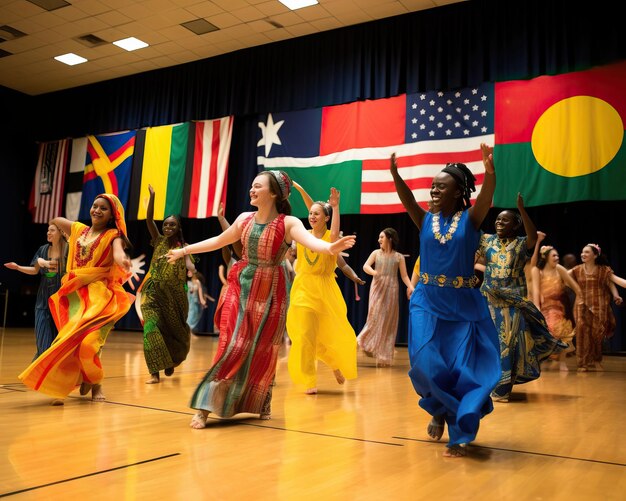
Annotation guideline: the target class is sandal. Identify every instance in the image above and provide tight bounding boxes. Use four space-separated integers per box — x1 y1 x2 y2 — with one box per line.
190 412 209 429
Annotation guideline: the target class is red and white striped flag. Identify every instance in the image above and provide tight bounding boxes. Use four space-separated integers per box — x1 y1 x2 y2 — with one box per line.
28 139 69 224
184 117 234 218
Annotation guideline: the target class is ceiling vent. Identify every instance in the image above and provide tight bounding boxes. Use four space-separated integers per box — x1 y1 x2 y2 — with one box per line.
26 0 70 11
181 19 219 35
0 25 27 42
76 34 108 47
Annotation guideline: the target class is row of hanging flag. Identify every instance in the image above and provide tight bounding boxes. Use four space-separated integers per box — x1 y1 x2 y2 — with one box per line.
30 60 626 223
29 117 233 224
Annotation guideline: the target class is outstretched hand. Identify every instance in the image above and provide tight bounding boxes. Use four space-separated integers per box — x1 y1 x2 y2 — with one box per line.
329 234 356 254
4 262 18 270
516 192 525 210
148 184 155 196
481 143 494 174
166 248 184 264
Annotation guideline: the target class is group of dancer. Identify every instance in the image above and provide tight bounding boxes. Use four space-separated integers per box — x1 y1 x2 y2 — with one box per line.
5 144 624 458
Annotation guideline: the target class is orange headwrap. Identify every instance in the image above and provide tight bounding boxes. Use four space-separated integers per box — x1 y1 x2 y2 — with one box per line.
96 193 127 238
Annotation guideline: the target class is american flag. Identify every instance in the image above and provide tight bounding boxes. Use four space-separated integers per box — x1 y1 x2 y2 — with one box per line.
29 140 69 224
361 82 494 213
258 82 494 215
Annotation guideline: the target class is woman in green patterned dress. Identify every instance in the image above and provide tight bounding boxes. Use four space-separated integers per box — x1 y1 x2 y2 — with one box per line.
140 184 196 384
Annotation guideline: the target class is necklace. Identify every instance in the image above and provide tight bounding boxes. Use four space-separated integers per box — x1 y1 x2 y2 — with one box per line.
303 247 320 266
432 211 462 244
75 227 107 267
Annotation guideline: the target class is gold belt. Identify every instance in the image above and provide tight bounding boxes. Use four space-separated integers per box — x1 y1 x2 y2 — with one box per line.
419 272 480 288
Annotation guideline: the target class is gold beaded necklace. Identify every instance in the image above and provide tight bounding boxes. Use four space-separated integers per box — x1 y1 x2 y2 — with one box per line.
432 211 462 244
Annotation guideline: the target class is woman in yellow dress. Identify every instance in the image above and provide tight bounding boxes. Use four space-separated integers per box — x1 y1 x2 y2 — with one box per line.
19 193 134 403
286 184 362 394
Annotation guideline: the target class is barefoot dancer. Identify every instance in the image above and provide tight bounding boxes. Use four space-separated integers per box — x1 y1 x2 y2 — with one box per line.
286 184 362 394
19 194 134 403
390 145 500 458
357 227 413 367
139 185 195 384
166 171 356 428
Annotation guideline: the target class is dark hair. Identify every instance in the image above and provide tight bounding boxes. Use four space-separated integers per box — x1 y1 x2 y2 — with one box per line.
536 245 556 270
584 243 610 266
163 214 185 246
260 171 292 215
382 227 399 250
441 162 476 210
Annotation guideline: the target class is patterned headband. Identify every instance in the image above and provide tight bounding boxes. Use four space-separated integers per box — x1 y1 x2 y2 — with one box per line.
540 245 554 257
269 170 291 200
587 243 601 255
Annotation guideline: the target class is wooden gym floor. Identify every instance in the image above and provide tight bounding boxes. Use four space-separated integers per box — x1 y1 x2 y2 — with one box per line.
0 328 624 500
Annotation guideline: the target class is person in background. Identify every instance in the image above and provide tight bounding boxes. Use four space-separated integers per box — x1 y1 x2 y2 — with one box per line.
568 243 623 371
357 227 413 367
4 223 67 358
532 243 583 371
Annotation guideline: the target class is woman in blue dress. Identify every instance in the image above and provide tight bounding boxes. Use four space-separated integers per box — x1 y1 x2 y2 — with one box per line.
4 224 67 358
390 143 500 458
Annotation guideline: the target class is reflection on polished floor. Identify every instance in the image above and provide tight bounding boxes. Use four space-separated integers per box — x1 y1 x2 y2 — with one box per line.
1 328 624 499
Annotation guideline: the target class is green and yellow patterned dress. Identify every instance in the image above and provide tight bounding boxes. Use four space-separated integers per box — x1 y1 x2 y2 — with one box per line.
140 235 191 374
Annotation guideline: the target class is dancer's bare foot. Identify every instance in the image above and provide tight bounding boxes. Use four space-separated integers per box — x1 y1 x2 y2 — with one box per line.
443 444 467 458
79 382 92 395
559 362 569 372
190 412 209 429
305 387 318 395
50 399 64 406
146 373 160 384
427 416 445 441
91 384 106 401
333 369 345 385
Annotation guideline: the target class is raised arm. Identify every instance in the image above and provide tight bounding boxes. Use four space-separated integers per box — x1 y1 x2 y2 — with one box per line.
468 143 495 229
328 187 340 243
49 217 72 236
517 193 537 250
145 184 160 241
531 266 542 306
390 153 426 229
217 202 243 259
529 231 546 269
292 181 314 210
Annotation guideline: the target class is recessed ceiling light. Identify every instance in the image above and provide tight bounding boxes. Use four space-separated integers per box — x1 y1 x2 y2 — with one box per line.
278 0 318 10
54 53 87 66
27 0 70 11
113 37 149 51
